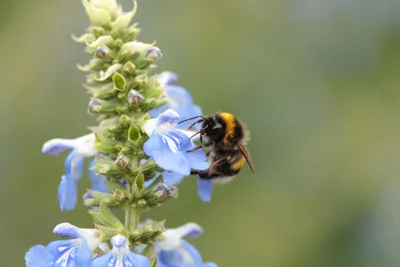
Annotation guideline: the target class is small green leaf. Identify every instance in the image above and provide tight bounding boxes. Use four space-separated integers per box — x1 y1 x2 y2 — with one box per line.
89 202 125 230
112 72 126 91
128 123 141 144
135 172 145 191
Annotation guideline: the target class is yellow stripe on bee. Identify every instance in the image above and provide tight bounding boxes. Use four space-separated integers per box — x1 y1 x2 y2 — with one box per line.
220 112 235 143
232 155 246 170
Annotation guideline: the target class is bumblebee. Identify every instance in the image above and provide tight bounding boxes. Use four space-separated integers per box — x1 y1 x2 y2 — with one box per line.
179 112 254 182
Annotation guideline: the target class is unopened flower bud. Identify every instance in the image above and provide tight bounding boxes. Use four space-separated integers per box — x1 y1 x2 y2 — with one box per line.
145 47 162 61
114 154 129 168
122 61 135 74
88 99 102 113
119 115 131 127
128 90 144 105
154 184 179 200
95 46 109 59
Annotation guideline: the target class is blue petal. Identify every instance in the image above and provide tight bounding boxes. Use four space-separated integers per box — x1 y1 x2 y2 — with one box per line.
91 246 151 267
65 149 85 181
163 129 192 152
162 171 184 185
58 175 78 211
175 105 203 130
203 263 218 267
91 253 113 267
197 179 213 202
185 145 209 171
182 240 202 264
144 132 164 156
148 105 168 119
144 126 191 156
53 223 81 239
158 249 183 267
25 245 54 267
75 241 93 266
145 130 193 175
125 251 151 267
46 240 82 267
153 151 191 176
89 160 108 193
165 85 194 106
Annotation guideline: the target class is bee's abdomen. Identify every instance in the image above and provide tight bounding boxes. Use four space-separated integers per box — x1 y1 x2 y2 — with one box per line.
231 155 246 170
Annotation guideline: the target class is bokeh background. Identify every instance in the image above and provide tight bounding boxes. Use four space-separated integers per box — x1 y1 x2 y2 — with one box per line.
2 0 400 266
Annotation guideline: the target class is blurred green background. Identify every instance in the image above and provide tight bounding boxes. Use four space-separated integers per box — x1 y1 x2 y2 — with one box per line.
2 0 400 266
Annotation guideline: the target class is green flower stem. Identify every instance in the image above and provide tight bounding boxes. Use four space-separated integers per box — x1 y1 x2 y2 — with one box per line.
125 154 140 234
125 205 140 232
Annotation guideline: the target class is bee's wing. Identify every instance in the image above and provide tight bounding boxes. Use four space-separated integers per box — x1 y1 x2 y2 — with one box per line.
236 143 255 172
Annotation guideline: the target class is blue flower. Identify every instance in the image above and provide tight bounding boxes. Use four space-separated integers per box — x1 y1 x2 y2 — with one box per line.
42 134 97 210
197 179 213 202
25 245 54 267
150 72 202 129
25 223 102 267
91 235 151 267
156 223 217 267
143 109 209 176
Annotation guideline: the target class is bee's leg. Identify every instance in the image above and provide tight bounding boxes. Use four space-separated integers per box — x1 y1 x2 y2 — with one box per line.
187 145 203 153
207 157 227 176
190 169 200 175
187 140 213 153
186 119 204 130
197 169 220 180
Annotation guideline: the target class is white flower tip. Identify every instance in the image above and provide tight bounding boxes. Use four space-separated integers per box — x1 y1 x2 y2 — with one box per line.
157 71 178 86
157 109 180 125
111 234 128 248
143 118 157 137
158 222 203 251
177 223 203 238
42 139 71 156
53 223 80 238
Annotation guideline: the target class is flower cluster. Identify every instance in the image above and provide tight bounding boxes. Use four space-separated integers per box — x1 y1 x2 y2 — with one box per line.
26 0 217 266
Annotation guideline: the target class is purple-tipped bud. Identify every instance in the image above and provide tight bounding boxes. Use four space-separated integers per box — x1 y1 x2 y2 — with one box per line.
145 47 163 61
88 99 102 113
128 89 144 105
95 46 109 58
154 183 179 199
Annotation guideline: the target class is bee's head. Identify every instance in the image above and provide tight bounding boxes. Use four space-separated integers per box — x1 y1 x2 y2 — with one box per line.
178 115 226 142
201 116 225 142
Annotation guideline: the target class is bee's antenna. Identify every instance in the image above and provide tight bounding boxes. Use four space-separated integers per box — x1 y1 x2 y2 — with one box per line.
189 131 201 139
178 116 206 124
